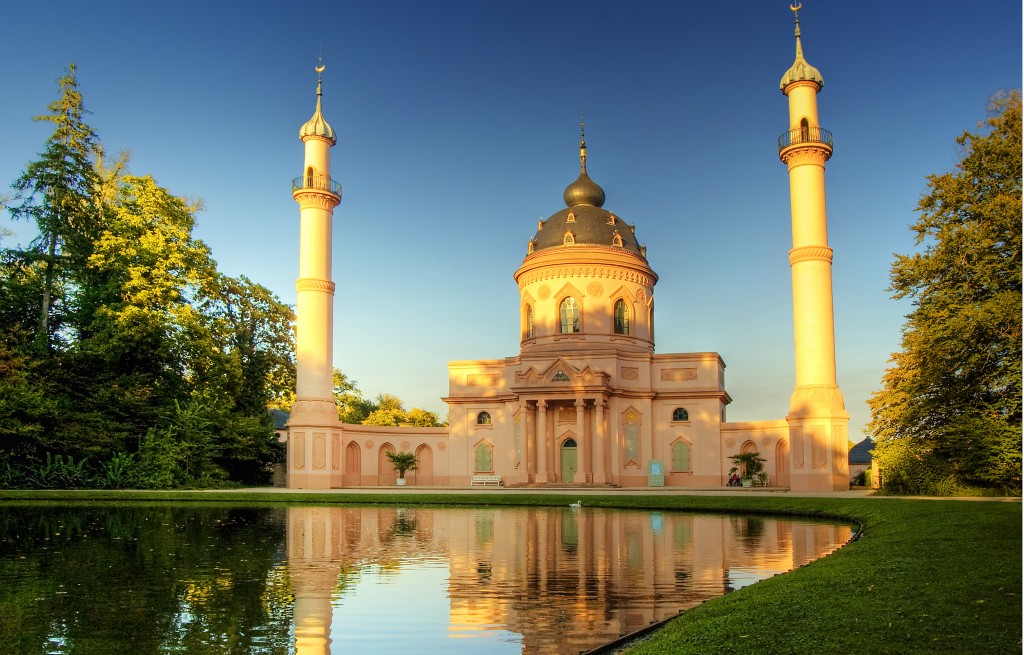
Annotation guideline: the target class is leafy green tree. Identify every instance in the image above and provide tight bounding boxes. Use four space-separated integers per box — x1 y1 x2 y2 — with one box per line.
196 274 294 414
406 407 443 427
361 394 443 427
333 368 376 423
1 66 296 487
868 91 1022 494
362 408 409 426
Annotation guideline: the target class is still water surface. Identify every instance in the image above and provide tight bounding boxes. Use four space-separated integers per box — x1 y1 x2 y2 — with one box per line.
0 504 851 654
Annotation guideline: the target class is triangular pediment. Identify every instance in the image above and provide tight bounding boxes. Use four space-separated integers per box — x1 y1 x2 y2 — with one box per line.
513 357 610 388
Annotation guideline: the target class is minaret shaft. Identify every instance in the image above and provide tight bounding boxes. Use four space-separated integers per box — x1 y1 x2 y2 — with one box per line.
295 137 336 401
787 155 836 388
779 7 849 492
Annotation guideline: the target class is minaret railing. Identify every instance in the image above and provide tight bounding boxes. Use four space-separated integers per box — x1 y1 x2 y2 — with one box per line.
292 174 342 197
778 126 833 152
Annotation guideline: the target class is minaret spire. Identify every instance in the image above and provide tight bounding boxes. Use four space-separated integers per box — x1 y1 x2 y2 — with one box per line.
780 2 823 91
299 62 336 144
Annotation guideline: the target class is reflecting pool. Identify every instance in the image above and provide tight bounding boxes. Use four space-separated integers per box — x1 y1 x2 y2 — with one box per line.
0 504 851 654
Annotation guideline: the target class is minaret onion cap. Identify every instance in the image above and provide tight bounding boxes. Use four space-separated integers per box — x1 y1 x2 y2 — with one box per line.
299 65 337 144
779 3 824 91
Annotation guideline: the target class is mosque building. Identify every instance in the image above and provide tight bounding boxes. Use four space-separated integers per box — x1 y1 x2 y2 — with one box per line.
283 5 850 492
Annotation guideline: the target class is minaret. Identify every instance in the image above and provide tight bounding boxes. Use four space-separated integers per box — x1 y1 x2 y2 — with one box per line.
287 65 343 489
778 4 849 491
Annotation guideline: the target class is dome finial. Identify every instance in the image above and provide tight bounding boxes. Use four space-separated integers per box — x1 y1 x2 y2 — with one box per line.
791 3 805 59
562 114 606 208
578 110 588 173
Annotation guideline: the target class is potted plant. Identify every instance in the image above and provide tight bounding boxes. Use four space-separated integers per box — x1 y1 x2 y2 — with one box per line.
386 450 418 486
729 451 766 488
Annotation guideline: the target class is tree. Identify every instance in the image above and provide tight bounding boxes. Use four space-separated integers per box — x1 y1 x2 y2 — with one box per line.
5 64 100 353
868 91 1022 495
332 368 376 423
1 66 295 487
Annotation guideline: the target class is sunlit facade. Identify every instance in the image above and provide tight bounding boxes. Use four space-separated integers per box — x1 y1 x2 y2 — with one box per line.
286 6 849 491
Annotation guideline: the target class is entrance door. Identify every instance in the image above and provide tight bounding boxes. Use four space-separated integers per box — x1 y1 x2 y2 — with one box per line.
560 438 577 482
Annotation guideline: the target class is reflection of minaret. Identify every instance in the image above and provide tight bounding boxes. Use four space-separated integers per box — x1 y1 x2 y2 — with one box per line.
778 4 849 491
288 508 341 655
288 65 343 489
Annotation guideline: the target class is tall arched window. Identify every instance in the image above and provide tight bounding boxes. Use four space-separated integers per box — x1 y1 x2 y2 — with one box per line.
799 117 810 142
559 297 580 334
305 166 314 188
614 299 629 335
525 305 534 339
672 441 691 472
475 442 493 472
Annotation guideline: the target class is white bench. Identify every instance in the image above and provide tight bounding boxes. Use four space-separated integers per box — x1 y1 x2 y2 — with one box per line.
471 475 503 487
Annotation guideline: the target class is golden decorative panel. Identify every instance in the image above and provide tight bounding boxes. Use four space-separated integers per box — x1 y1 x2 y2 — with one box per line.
660 368 698 382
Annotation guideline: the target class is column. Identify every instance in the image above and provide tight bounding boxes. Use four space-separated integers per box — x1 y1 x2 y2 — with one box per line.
573 397 587 483
593 399 607 484
519 399 529 479
609 403 621 483
536 401 549 482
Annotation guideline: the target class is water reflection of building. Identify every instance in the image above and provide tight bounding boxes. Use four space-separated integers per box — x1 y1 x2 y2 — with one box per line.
286 506 849 654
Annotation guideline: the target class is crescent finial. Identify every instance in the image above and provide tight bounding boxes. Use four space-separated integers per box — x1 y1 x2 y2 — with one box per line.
315 64 326 74
790 2 802 12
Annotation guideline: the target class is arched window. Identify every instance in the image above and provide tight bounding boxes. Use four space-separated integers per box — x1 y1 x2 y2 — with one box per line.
614 299 629 335
475 442 492 472
559 297 580 333
305 166 314 188
672 441 691 472
799 117 810 142
476 411 491 425
672 407 689 422
525 305 534 339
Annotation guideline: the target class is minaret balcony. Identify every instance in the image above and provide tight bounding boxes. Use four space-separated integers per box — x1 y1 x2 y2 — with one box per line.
778 126 833 158
292 174 342 199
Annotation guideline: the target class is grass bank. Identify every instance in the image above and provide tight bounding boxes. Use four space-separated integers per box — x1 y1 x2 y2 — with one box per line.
1 490 1020 654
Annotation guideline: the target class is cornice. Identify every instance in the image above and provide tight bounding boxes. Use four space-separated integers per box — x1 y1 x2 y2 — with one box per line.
293 189 340 210
514 247 658 288
780 145 831 168
516 262 657 289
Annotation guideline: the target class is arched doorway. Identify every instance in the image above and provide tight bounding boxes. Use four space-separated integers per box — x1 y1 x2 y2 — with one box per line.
378 443 396 486
775 439 790 487
560 438 578 482
345 441 361 486
408 444 433 486
739 440 758 477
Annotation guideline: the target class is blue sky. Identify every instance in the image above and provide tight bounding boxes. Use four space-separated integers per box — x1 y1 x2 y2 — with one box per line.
1 1 1020 439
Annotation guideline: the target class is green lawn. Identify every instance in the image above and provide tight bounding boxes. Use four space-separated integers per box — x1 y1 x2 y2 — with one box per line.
2 490 1020 654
